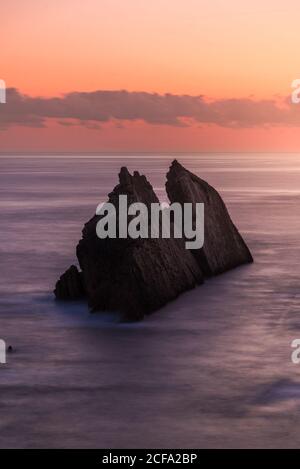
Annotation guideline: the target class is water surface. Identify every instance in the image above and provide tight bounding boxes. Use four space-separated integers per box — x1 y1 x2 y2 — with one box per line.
0 154 299 448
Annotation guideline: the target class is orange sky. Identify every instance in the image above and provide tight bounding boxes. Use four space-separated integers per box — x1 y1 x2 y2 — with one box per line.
2 0 300 152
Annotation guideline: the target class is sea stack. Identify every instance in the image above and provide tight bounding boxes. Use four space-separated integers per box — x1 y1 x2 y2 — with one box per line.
54 161 253 321
166 160 253 276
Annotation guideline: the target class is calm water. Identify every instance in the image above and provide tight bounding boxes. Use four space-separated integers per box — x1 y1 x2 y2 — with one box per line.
0 154 299 448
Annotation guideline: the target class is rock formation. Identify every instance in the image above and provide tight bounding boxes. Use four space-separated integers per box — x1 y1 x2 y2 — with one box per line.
54 161 253 320
54 265 85 300
166 160 253 276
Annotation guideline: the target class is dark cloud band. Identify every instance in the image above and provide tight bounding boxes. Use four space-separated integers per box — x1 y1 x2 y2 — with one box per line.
0 88 298 130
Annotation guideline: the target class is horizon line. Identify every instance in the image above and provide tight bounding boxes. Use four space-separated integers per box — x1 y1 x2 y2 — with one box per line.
1 151 300 158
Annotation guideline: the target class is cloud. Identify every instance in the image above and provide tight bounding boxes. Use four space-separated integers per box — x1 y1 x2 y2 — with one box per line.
1 88 300 130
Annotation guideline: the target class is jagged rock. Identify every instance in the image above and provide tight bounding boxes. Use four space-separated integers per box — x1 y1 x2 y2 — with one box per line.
166 160 253 276
75 168 203 321
54 161 253 321
54 265 85 300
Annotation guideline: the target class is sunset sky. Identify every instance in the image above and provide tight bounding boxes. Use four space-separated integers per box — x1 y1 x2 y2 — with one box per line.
1 0 300 152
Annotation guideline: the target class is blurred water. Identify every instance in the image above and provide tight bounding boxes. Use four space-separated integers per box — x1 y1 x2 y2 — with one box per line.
0 154 299 448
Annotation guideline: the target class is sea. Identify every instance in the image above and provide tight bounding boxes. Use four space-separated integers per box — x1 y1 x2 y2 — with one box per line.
0 153 299 448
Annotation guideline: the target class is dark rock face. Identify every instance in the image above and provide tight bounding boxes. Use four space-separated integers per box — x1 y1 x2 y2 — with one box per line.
54 160 253 321
76 167 203 321
166 160 253 276
54 265 85 300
